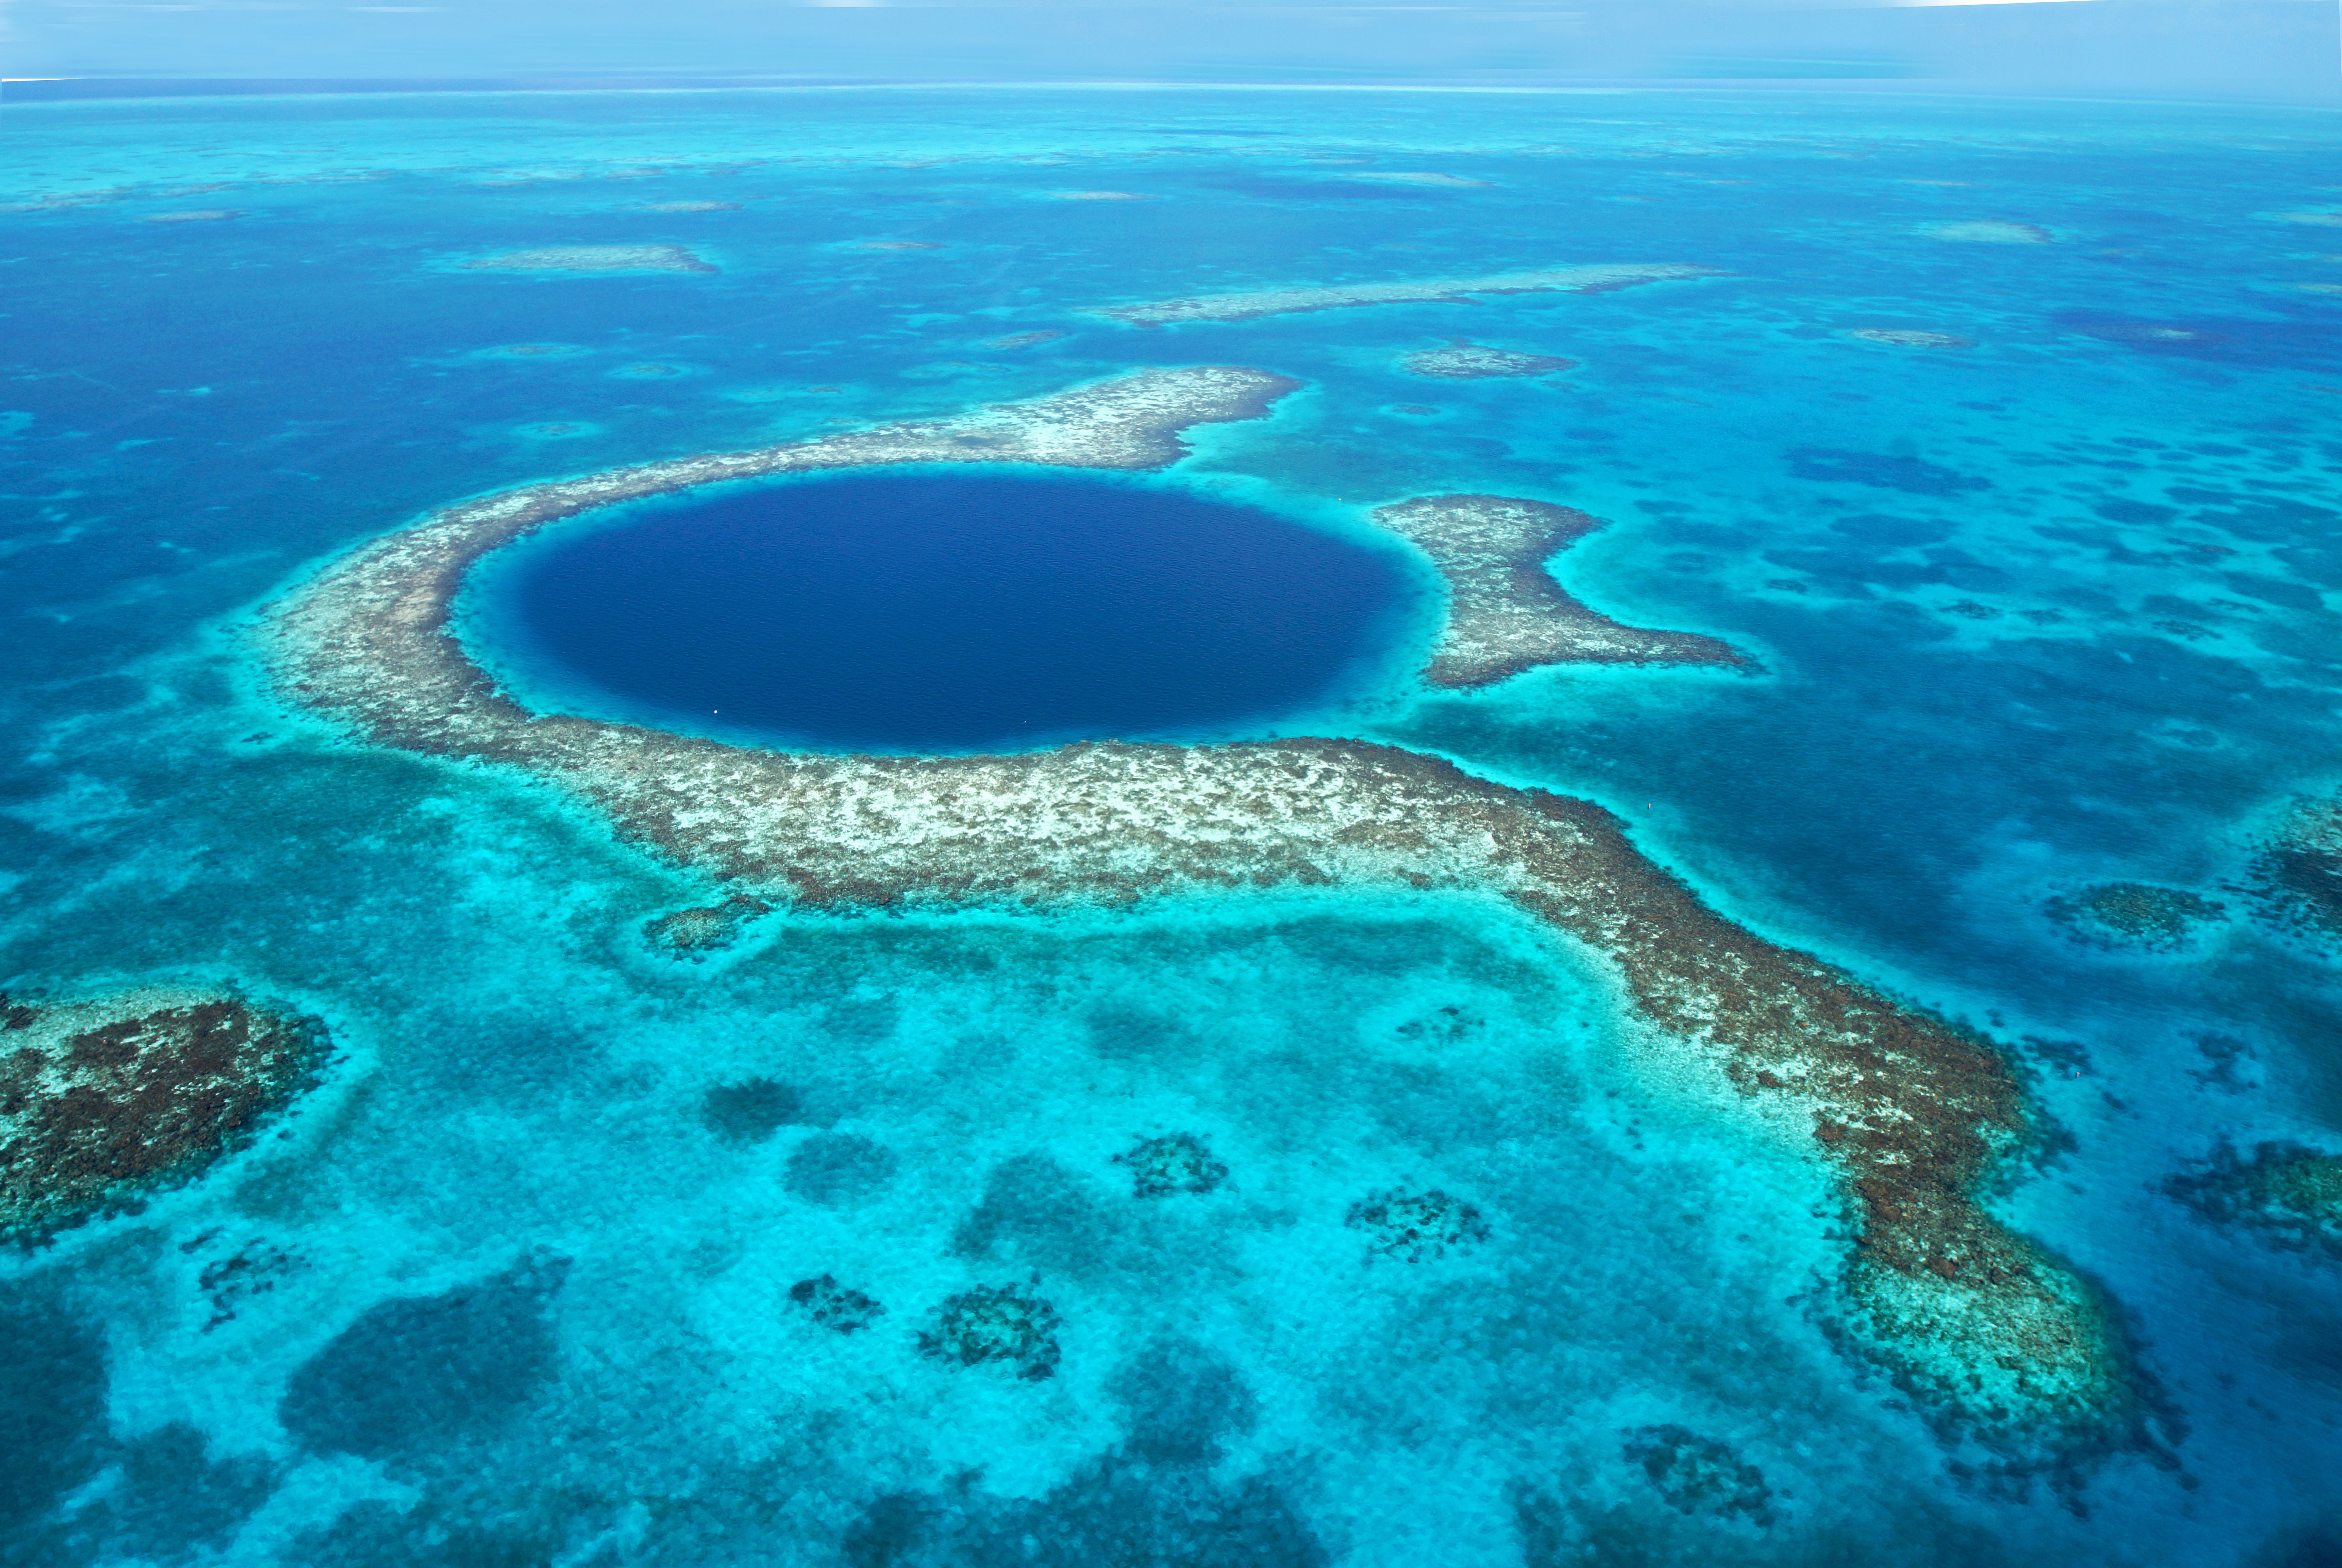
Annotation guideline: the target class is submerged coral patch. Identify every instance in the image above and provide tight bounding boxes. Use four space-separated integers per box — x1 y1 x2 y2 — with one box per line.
2249 793 2342 947
1623 1425 1775 1525
1843 328 1973 348
1345 1187 1489 1261
1401 341 1577 379
1920 220 2051 244
2165 1141 2342 1262
1096 264 1723 326
0 987 329 1246
1113 1132 1228 1198
698 1077 802 1146
2045 883 2225 951
462 245 715 274
917 1284 1063 1380
645 894 771 958
789 1274 886 1333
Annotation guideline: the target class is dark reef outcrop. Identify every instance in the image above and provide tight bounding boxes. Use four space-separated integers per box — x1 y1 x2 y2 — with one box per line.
917 1284 1063 1380
2044 883 2226 951
259 366 2151 1466
2166 1141 2342 1262
1371 494 1747 687
1 987 328 1247
1345 1187 1489 1261
1114 1132 1227 1198
2250 794 2342 948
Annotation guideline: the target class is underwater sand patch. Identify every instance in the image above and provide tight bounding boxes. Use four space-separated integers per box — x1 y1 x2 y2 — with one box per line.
462 245 716 274
143 209 239 223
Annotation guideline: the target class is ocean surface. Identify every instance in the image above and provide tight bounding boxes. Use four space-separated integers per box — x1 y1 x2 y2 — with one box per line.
2 83 2339 1566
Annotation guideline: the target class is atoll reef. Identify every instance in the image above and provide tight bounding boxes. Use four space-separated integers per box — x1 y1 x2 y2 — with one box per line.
0 986 329 1246
1370 494 1747 686
1094 264 1723 326
462 245 716 273
789 1274 887 1333
917 1284 1063 1379
1401 340 1578 379
1114 1132 1228 1198
1843 328 1974 348
2249 793 2342 946
2044 883 2226 952
1345 1187 1490 1262
262 367 2151 1468
1921 221 2052 245
2165 1142 2342 1262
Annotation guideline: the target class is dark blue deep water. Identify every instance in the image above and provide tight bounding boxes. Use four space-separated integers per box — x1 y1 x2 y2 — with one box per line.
479 471 1410 751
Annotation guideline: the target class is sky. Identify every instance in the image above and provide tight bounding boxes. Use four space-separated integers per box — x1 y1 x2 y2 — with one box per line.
0 0 2335 95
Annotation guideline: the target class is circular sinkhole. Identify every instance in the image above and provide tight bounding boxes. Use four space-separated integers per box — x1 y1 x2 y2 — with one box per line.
461 469 1417 754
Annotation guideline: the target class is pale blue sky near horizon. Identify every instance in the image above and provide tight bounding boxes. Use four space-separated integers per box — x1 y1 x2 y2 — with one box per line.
1 0 2335 97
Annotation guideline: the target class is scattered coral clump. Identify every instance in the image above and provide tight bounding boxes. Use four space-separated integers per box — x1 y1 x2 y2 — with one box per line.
644 894 771 958
788 1274 886 1333
2249 795 2342 947
917 1284 1063 1380
1843 327 1972 347
463 245 715 273
1113 1132 1228 1198
2165 1141 2342 1262
0 988 329 1245
1622 1425 1774 1525
1401 341 1576 379
1346 1188 1489 1261
2045 882 2226 951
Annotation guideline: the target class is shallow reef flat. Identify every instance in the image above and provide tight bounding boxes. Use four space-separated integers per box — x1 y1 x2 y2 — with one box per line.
1371 494 1746 686
1094 263 1723 326
1 986 329 1247
262 367 2155 1472
462 245 716 274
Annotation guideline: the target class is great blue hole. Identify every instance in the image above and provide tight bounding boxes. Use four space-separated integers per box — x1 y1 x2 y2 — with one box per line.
465 470 1414 754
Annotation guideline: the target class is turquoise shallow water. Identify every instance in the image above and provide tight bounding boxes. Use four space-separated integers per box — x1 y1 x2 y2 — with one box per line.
2 85 2340 1566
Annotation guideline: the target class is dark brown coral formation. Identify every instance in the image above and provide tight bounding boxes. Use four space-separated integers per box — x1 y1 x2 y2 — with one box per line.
1 989 329 1246
1370 495 1747 687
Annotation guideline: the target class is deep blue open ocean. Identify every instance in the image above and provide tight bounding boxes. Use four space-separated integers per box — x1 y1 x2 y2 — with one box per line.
2 83 2339 1567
